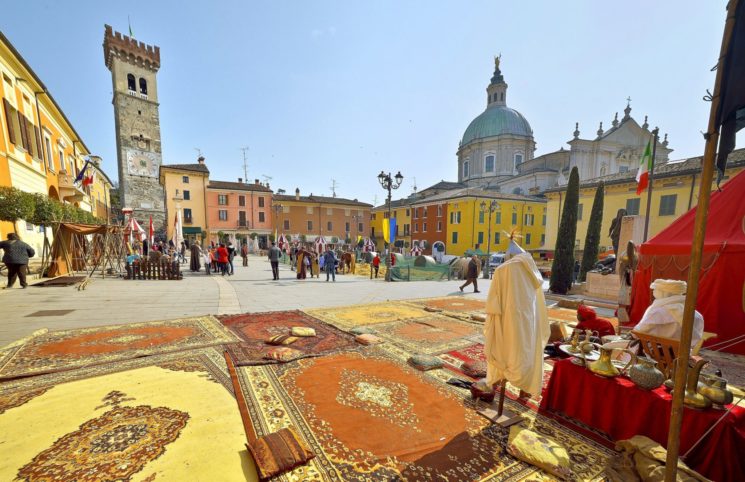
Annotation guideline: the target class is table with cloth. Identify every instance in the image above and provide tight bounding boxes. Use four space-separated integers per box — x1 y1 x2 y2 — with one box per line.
540 358 745 482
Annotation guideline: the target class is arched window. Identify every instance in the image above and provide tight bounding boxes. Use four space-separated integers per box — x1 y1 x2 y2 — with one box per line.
127 74 136 92
500 92 504 101
484 154 495 172
139 78 148 95
514 153 523 171
463 160 469 178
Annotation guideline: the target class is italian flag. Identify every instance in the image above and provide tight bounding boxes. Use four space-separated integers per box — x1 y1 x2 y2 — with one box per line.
636 136 653 195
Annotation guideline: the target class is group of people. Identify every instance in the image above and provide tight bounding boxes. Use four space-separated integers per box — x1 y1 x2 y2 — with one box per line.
131 238 187 263
269 243 342 282
187 240 244 276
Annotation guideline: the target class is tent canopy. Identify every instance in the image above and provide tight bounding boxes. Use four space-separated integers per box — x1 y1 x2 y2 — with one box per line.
629 169 745 354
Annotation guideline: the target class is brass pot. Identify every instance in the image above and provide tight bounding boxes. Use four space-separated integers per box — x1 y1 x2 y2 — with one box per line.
698 374 734 408
582 342 633 378
672 359 712 410
628 356 665 390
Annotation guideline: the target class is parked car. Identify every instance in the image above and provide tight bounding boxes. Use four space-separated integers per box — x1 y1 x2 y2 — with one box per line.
489 253 506 273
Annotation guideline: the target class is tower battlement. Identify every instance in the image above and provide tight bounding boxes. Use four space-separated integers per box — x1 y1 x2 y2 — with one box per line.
103 24 160 71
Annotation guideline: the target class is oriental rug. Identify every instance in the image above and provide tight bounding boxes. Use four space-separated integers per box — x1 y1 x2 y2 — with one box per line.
219 310 357 365
234 348 613 481
409 296 486 314
0 315 240 380
0 347 258 482
371 315 480 355
33 275 86 287
305 302 429 329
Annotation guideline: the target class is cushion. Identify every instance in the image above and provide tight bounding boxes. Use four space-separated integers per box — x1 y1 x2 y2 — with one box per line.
264 347 303 362
355 334 384 345
266 334 299 346
246 427 315 480
408 355 444 371
506 426 573 480
462 360 487 379
291 327 316 337
424 306 443 312
349 326 376 335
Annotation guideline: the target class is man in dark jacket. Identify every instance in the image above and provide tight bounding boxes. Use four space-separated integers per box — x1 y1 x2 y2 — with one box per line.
0 233 35 288
268 242 281 280
459 255 480 293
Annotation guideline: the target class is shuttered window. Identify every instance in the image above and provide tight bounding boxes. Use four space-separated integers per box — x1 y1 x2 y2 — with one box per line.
2 99 16 145
17 111 29 150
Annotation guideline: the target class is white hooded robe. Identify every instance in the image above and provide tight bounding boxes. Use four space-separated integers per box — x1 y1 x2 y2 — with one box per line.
484 253 550 395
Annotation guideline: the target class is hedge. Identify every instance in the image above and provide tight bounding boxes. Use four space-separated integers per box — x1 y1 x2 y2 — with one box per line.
0 186 105 226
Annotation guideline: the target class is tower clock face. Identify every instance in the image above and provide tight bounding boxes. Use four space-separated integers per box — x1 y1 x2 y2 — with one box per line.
125 149 160 177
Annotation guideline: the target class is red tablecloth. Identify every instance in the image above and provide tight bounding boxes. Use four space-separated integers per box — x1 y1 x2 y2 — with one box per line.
540 359 745 482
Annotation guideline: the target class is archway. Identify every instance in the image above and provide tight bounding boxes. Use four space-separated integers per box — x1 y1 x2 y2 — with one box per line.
432 241 446 262
48 185 60 201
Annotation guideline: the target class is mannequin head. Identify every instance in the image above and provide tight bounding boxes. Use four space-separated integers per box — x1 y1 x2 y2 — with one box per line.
650 279 687 300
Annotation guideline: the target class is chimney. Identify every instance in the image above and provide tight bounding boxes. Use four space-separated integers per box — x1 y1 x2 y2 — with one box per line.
266 183 270 189
255 179 260 185
295 187 300 200
197 156 205 165
238 177 243 183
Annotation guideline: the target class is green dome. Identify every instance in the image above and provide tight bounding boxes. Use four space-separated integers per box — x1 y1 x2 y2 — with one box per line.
461 106 533 146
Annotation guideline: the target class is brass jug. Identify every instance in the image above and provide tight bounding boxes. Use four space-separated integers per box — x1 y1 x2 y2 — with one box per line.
567 330 581 354
672 359 712 410
581 342 632 377
698 374 734 408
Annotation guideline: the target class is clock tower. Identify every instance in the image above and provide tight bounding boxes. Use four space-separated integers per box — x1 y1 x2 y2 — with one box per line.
103 25 166 230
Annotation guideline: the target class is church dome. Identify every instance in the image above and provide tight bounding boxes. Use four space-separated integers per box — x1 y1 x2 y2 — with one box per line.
461 105 533 146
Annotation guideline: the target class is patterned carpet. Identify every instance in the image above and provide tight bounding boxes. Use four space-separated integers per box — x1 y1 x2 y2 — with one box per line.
0 316 240 380
235 348 613 481
409 296 486 314
372 315 480 354
306 302 429 329
219 310 357 365
0 347 258 482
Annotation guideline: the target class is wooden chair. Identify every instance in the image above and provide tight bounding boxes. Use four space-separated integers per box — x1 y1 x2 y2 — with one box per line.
632 331 679 378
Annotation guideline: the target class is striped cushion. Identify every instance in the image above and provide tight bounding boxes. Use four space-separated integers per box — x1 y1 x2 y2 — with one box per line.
290 327 316 337
246 428 315 480
266 334 299 345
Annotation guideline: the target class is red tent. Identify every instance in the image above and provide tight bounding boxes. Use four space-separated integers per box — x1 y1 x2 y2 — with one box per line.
629 169 745 354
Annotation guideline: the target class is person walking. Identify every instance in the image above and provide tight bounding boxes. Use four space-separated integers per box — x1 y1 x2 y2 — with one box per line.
227 241 236 275
241 242 249 267
179 241 187 264
190 241 202 272
323 248 337 282
0 233 35 289
459 255 481 293
217 243 229 276
372 253 380 279
268 242 281 280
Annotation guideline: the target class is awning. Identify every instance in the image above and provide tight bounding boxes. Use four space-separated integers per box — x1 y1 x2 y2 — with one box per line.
183 227 202 234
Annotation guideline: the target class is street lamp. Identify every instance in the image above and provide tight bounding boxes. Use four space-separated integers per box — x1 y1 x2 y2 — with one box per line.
377 171 404 281
480 199 500 279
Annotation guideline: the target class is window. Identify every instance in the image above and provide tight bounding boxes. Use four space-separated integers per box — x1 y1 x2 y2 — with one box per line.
659 194 677 216
239 211 247 226
437 205 442 217
327 221 332 231
404 224 410 235
626 198 641 216
284 220 290 230
495 212 502 224
619 166 629 173
437 221 442 232
524 214 534 226
495 232 501 244
542 214 546 226
452 232 458 244
259 212 265 223
139 78 148 95
307 221 313 231
184 208 192 223
219 210 228 221
423 222 427 232
414 223 418 233
413 208 418 219
44 135 53 171
478 211 485 224
511 212 517 225
477 232 484 244
463 161 469 178
485 155 495 172
577 204 584 220
218 194 228 205
526 233 532 245
127 74 136 92
406 209 410 216
541 234 545 245
258 197 265 208
182 176 189 183
515 153 523 165
58 149 65 172
239 195 245 207
183 190 190 201
345 222 350 232
457 211 462 224
306 206 314 214
345 208 351 216
358 222 363 232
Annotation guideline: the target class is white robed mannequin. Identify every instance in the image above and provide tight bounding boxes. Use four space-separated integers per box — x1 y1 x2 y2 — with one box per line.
634 279 704 348
484 251 550 396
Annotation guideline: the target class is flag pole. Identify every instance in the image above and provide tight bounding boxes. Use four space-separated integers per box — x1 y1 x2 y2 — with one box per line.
664 1 739 479
642 128 659 242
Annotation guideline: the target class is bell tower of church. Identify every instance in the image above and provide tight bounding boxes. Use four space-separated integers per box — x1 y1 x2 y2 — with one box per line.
103 24 166 229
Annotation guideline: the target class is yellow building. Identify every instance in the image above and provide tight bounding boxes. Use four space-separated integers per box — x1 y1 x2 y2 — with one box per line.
544 149 745 253
1 31 108 255
434 189 547 257
87 158 114 222
158 158 210 243
370 198 412 252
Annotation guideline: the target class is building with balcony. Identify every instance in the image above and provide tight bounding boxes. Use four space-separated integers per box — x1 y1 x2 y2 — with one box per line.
1 30 109 254
207 179 273 247
272 188 371 246
159 158 210 243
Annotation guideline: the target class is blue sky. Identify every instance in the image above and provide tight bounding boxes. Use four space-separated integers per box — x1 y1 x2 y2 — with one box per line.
3 1 738 205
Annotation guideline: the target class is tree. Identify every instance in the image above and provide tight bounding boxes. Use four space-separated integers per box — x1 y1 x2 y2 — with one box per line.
30 193 63 226
579 182 605 282
549 166 580 294
268 233 276 243
0 186 35 238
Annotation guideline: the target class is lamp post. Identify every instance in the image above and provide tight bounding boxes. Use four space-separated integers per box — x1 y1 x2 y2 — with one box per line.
480 199 499 279
377 170 403 281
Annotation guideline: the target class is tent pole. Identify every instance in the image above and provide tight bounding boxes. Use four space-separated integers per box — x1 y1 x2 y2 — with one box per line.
663 2 738 479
